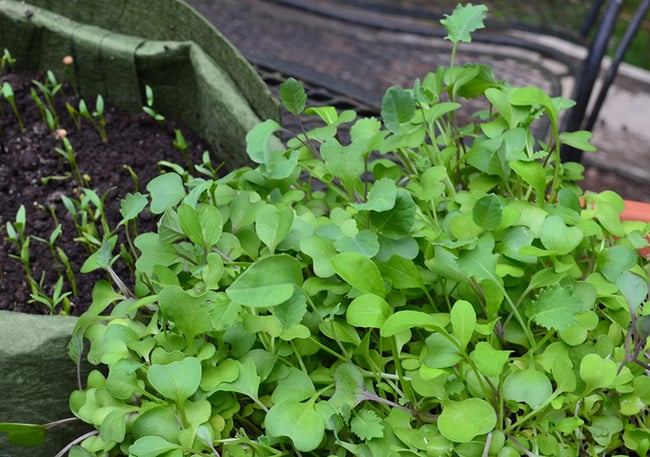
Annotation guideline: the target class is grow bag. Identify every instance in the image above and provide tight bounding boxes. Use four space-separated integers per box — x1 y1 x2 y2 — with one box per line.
0 311 86 457
0 0 279 167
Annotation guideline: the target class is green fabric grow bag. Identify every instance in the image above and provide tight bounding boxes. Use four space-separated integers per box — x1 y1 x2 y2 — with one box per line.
0 0 279 167
0 312 84 457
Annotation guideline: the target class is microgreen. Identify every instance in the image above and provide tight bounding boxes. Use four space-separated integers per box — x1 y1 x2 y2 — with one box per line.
78 95 109 142
32 70 62 128
2 4 650 456
1 81 24 132
142 84 165 124
0 48 16 76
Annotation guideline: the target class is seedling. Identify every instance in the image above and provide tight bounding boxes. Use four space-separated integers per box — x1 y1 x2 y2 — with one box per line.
65 102 82 130
32 71 62 124
142 83 165 123
0 48 16 76
173 128 195 172
1 81 24 132
4 205 40 301
62 55 79 96
54 134 86 187
78 96 108 142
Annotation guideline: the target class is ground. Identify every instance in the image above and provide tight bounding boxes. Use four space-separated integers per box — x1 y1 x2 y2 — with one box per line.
0 72 210 315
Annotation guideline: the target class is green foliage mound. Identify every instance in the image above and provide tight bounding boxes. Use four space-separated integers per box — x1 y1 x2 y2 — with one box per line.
3 4 650 457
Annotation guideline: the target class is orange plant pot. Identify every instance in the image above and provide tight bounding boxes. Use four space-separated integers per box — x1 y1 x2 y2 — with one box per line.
621 200 650 259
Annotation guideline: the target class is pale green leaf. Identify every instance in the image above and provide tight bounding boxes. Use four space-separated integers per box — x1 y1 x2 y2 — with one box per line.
440 4 488 44
226 255 303 307
332 252 385 297
280 78 306 115
351 409 384 441
346 293 392 328
438 399 496 443
265 400 325 452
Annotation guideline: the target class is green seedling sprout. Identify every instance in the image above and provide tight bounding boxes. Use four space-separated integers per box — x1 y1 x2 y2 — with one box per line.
28 276 72 315
194 149 224 178
92 95 108 142
61 188 114 254
1 81 24 132
4 205 40 300
30 87 46 123
142 84 165 124
0 48 16 76
65 102 82 130
54 131 86 187
32 71 62 122
78 96 108 142
173 128 195 172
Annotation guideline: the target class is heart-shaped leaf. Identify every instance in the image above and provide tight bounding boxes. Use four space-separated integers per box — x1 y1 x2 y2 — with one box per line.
540 215 583 254
438 398 496 442
226 255 303 307
265 400 325 452
147 357 201 403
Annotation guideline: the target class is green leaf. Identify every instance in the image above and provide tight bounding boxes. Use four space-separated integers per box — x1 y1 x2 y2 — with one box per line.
381 310 449 337
352 178 397 212
329 363 365 412
147 357 202 403
600 245 638 282
146 173 185 214
470 342 511 377
271 367 316 403
255 204 294 253
440 4 488 44
265 400 325 452
377 256 424 290
178 204 223 250
334 230 380 257
332 252 385 297
159 286 219 342
580 353 618 393
226 254 303 307
529 279 596 331
438 398 496 443
472 194 502 230
351 409 384 441
300 235 338 278
119 192 148 223
510 160 546 199
321 138 364 191
616 271 648 314
424 333 462 368
128 436 182 457
381 86 415 133
346 293 392 328
370 189 416 239
559 130 596 152
280 78 306 115
450 300 476 350
217 358 261 402
540 215 583 255
502 366 553 408
245 119 282 165
0 423 46 446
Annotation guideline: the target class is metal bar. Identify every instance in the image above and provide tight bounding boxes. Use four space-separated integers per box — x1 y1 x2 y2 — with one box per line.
561 0 623 163
581 0 607 37
584 0 650 132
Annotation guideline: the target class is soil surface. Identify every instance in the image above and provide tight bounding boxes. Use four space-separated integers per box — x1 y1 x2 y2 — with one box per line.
0 71 212 315
1 69 648 316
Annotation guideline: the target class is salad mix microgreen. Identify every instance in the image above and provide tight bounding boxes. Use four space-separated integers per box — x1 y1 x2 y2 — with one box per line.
1 4 650 456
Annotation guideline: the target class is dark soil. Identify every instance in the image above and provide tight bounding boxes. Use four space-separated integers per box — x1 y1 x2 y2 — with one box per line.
1 69 648 317
0 71 213 315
